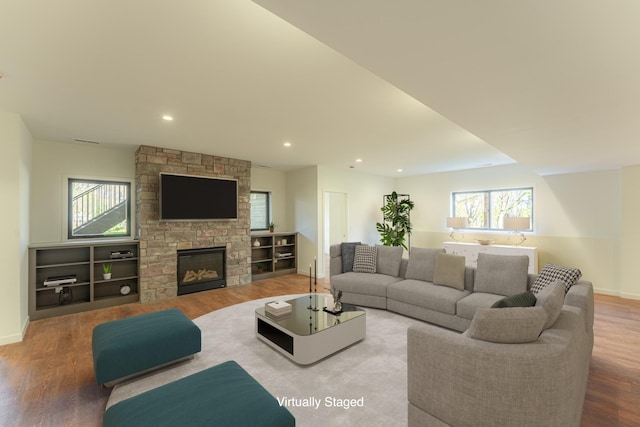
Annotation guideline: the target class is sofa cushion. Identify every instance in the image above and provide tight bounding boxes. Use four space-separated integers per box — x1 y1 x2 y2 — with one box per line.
473 253 529 296
340 242 361 273
433 253 466 290
466 306 547 343
535 279 565 329
405 248 444 282
352 245 377 273
331 272 401 297
456 292 505 320
531 263 582 294
387 279 470 315
491 291 537 308
376 245 403 277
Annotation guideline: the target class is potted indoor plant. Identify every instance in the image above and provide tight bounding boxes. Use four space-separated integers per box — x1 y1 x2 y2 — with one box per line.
102 263 113 280
256 263 265 274
376 191 415 250
268 222 276 233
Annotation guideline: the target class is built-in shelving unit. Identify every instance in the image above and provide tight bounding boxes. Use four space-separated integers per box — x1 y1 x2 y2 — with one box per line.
29 240 139 320
251 232 297 281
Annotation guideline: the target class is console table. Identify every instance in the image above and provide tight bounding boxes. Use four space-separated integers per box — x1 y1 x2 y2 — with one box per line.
443 241 538 274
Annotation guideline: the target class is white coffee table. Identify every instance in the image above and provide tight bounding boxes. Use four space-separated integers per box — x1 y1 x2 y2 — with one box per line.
255 295 366 365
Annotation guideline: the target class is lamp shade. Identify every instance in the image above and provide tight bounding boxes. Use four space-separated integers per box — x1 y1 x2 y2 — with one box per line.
447 217 468 229
503 217 530 231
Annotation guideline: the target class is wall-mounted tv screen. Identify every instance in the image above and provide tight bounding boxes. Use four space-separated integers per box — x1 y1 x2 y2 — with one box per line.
159 173 238 220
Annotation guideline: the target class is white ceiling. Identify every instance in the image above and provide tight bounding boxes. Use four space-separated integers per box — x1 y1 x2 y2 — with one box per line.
1 1 639 177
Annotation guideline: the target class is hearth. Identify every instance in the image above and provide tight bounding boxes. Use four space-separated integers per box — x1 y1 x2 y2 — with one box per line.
177 247 226 295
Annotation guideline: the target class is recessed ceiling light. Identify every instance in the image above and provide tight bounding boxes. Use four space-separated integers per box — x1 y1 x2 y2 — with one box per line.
355 158 363 163
162 115 174 121
397 169 404 173
283 142 292 147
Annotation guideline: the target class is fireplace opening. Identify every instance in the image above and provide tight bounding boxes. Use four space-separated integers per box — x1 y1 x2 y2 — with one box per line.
177 247 226 295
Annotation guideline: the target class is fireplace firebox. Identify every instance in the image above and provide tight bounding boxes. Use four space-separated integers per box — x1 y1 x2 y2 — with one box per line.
177 247 226 295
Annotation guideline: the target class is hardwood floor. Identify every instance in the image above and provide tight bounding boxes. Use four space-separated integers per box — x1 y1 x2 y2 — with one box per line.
0 275 638 426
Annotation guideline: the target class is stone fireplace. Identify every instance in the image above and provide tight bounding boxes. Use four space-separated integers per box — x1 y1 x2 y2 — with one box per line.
135 145 252 302
177 246 226 295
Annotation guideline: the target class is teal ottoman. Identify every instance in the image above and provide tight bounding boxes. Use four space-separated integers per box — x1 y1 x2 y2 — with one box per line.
92 308 201 386
103 360 295 427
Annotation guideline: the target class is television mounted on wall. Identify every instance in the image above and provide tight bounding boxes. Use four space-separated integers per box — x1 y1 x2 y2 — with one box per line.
159 173 238 220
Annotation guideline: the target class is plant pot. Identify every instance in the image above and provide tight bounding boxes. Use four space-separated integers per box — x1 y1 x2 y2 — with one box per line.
269 228 274 233
103 273 112 280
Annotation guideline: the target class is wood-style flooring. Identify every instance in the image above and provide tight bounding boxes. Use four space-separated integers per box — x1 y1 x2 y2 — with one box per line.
0 275 638 426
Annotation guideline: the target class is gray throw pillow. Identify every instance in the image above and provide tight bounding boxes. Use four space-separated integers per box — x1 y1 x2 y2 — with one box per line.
466 306 547 343
405 248 444 282
433 252 466 290
473 253 529 296
376 245 403 277
531 263 582 294
352 245 377 273
341 242 361 273
535 279 565 329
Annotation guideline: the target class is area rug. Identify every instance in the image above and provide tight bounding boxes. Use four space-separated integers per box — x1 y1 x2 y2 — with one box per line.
107 294 427 426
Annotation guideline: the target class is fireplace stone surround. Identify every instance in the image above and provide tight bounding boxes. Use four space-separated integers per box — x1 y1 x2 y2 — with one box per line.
135 145 252 302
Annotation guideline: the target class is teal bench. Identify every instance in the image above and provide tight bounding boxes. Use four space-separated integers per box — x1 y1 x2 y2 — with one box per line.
103 360 295 427
92 308 201 386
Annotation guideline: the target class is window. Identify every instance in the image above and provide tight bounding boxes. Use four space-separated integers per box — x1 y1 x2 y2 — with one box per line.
68 178 131 239
452 187 533 230
250 191 271 230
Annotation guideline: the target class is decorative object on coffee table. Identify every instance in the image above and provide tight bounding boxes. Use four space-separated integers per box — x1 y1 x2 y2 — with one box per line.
333 289 343 313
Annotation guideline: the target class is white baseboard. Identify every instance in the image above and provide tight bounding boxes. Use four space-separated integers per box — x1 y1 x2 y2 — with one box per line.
0 316 29 346
594 287 640 300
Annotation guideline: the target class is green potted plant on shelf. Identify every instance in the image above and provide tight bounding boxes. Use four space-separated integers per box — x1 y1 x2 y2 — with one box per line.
256 263 265 274
102 263 113 280
268 222 276 233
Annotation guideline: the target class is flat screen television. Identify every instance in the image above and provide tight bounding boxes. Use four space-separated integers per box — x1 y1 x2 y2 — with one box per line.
159 173 238 220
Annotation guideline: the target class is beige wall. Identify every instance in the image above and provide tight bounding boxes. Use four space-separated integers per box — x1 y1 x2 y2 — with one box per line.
620 165 640 299
396 164 633 298
0 111 32 345
286 167 319 276
30 140 136 243
318 166 394 245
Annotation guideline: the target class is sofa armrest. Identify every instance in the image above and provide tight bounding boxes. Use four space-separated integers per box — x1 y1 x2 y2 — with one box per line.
564 281 594 345
407 314 588 427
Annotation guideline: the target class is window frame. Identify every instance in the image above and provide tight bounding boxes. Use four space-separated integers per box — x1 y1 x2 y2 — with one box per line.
250 190 271 231
67 177 132 239
451 186 534 231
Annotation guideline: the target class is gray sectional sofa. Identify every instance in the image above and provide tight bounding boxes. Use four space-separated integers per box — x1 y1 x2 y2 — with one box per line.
329 243 594 427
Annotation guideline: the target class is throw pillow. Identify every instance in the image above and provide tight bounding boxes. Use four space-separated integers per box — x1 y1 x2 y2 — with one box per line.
376 245 403 277
352 245 377 273
433 253 466 290
531 263 582 294
473 253 529 296
340 242 361 273
535 279 565 329
405 247 445 282
491 291 537 308
466 306 547 343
